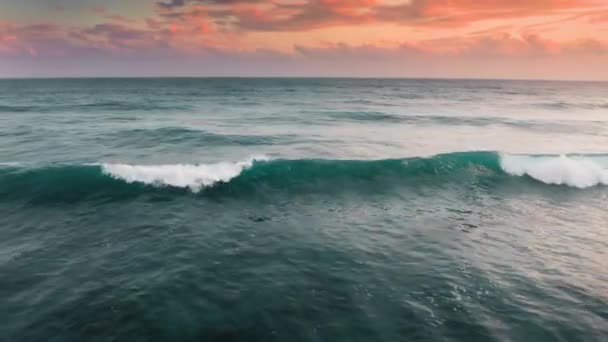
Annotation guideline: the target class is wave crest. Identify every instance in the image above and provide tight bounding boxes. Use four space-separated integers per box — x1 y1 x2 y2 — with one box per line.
500 154 608 188
101 156 268 191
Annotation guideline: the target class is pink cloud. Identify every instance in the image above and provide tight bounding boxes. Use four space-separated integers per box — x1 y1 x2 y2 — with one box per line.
1 15 605 59
91 6 106 14
152 0 605 31
295 34 607 61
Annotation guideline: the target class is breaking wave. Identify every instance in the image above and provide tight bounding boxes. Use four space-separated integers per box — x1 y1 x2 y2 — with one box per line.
101 156 267 192
500 154 608 188
0 152 606 203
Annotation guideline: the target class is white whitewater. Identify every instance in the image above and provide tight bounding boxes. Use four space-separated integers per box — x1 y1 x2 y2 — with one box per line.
500 154 608 188
101 156 268 192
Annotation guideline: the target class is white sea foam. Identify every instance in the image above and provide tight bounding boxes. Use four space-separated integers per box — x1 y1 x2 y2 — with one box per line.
101 156 268 192
500 154 608 188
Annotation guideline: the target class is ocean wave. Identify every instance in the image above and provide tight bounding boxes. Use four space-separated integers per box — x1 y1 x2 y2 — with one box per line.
101 156 267 192
0 105 33 113
323 111 404 122
292 111 602 133
536 101 608 110
106 127 293 147
0 102 189 113
0 152 606 203
500 154 608 188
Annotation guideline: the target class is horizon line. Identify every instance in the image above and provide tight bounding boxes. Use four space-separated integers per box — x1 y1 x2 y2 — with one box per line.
0 76 606 83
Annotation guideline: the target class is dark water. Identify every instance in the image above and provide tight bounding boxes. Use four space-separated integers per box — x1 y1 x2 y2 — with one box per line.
1 78 607 341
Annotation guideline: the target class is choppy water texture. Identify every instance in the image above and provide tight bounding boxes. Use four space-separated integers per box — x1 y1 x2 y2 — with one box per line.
1 78 607 341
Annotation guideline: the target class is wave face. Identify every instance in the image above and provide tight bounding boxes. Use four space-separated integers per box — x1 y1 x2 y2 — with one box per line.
1 152 606 203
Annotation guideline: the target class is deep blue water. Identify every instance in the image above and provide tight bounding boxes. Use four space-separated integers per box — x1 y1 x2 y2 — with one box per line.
1 78 607 341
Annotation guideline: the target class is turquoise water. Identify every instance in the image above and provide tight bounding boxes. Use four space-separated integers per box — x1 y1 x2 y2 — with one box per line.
1 78 607 341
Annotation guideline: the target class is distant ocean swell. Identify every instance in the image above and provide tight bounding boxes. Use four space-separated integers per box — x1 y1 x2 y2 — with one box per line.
105 128 298 147
245 111 607 134
1 152 606 202
2 100 606 114
0 102 190 113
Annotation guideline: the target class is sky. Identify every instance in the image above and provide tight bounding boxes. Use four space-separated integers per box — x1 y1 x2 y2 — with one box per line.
1 0 607 80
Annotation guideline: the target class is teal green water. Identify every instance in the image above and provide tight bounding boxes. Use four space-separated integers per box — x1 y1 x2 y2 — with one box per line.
1 79 607 341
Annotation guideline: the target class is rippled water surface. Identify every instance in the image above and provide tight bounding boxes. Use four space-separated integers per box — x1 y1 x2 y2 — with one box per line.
1 78 607 341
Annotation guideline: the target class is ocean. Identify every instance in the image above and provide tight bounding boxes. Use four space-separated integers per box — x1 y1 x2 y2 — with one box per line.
1 78 607 341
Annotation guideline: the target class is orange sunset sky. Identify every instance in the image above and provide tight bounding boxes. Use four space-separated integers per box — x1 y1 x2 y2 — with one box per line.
1 0 607 79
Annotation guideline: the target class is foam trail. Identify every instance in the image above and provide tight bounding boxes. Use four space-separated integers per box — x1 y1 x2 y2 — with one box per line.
500 154 608 188
101 156 267 192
